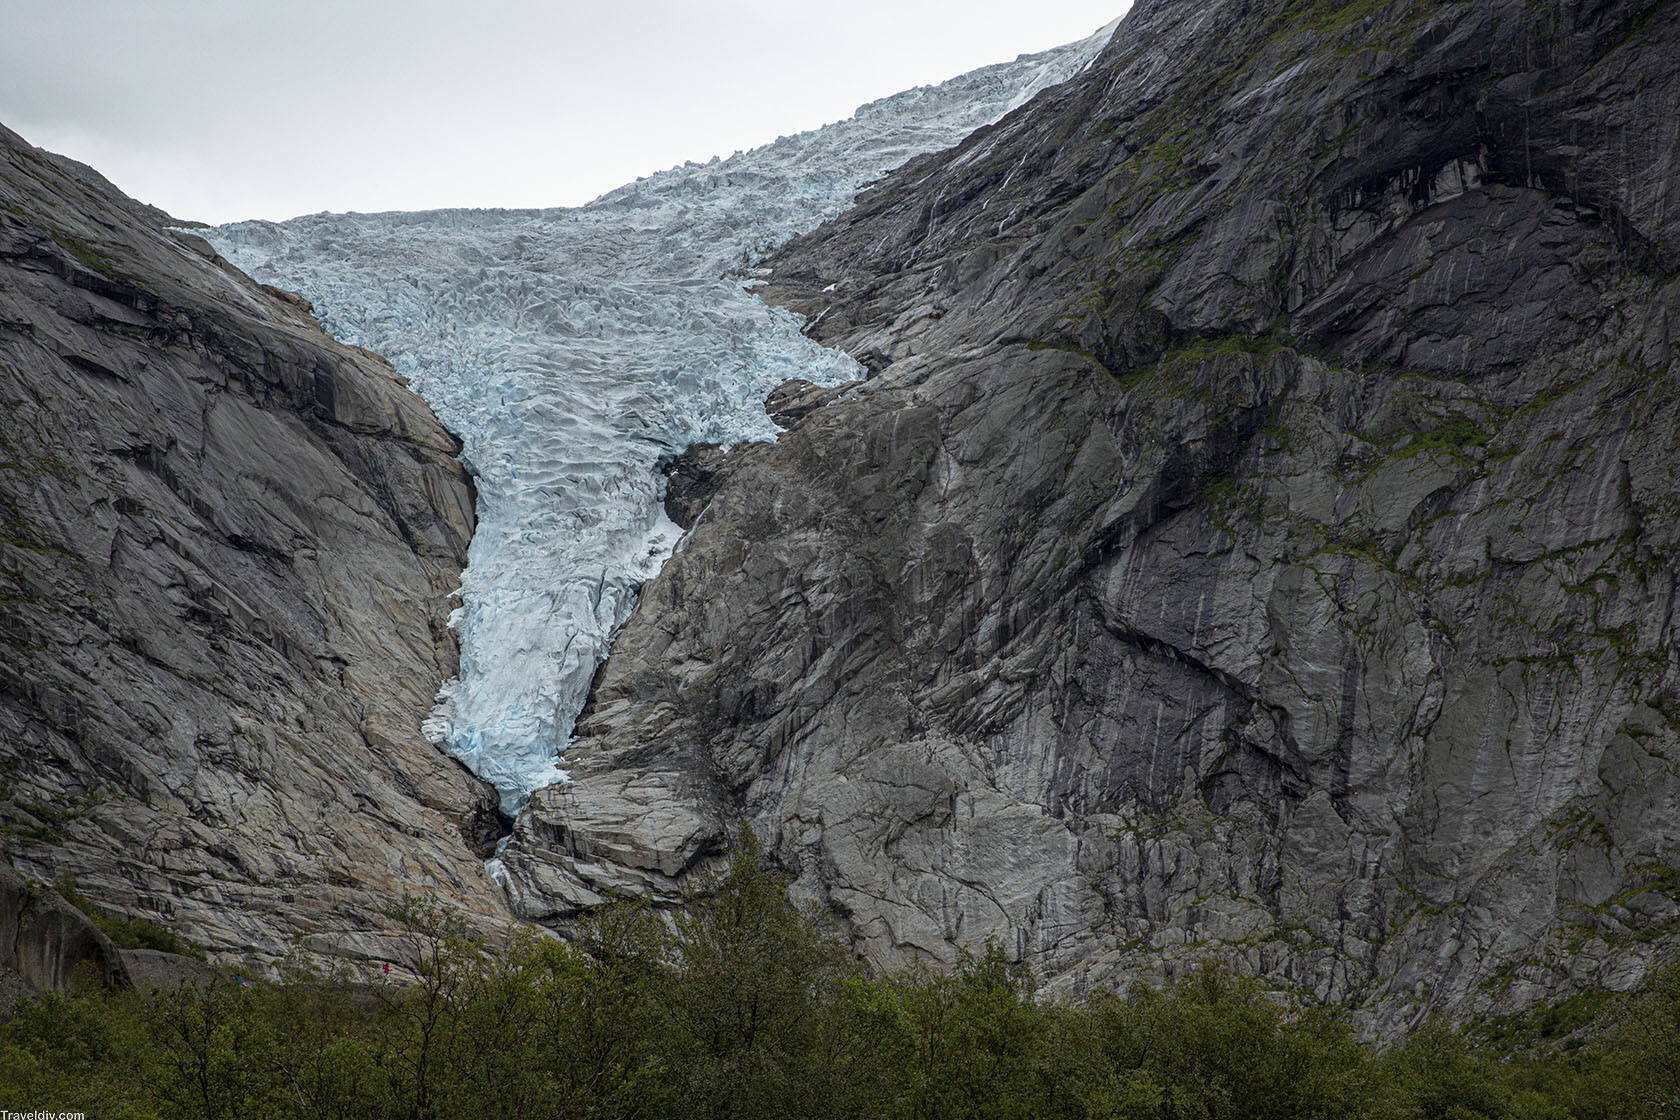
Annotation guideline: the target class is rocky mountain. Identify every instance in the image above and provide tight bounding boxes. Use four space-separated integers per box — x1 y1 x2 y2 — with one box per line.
0 123 511 968
501 0 1680 1032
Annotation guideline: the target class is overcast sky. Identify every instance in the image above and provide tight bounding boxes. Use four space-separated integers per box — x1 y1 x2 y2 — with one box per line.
1 1 1130 225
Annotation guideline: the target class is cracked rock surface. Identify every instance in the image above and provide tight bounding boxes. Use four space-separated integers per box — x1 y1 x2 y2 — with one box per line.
0 124 512 966
504 0 1680 1032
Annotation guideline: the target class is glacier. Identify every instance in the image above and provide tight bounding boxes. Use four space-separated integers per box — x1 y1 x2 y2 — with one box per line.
206 23 1119 815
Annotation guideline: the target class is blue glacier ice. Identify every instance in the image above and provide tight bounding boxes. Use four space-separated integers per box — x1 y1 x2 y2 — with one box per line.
206 24 1118 815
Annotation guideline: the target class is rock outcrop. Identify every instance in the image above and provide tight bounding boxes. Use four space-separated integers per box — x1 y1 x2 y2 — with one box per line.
503 0 1680 1032
0 861 129 998
0 123 512 966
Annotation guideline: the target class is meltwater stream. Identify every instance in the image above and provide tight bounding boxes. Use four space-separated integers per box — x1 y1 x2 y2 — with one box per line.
207 25 1117 814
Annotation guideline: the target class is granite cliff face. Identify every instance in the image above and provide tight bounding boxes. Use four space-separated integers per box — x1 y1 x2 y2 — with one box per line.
0 124 511 965
503 0 1680 1031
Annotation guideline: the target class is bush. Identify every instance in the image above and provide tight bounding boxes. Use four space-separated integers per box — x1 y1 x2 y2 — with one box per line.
5 844 1678 1120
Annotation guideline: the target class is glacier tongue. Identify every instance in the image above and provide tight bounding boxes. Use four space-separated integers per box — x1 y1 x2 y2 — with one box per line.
205 27 1115 815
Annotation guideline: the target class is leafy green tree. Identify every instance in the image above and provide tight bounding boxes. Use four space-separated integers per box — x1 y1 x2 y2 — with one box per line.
427 929 551 1120
1376 1019 1516 1120
1084 964 1375 1120
887 947 1058 1120
375 893 483 1120
1605 961 1680 1119
0 982 160 1118
551 898 680 1119
260 954 388 1120
150 974 276 1120
660 825 857 1120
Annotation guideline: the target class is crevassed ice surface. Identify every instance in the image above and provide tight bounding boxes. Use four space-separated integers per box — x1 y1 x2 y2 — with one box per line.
206 23 1118 814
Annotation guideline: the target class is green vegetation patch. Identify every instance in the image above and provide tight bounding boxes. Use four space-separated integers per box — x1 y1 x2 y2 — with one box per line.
0 772 102 845
2 827 1677 1119
1157 332 1291 366
54 873 201 958
1403 413 1492 456
43 226 118 277
1276 0 1398 37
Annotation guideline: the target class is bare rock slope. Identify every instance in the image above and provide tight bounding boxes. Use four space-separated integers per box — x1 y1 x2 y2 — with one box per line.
504 0 1680 1031
0 123 511 964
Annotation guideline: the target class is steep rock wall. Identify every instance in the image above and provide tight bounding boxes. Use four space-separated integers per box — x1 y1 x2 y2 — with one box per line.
503 0 1680 1031
0 124 512 964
